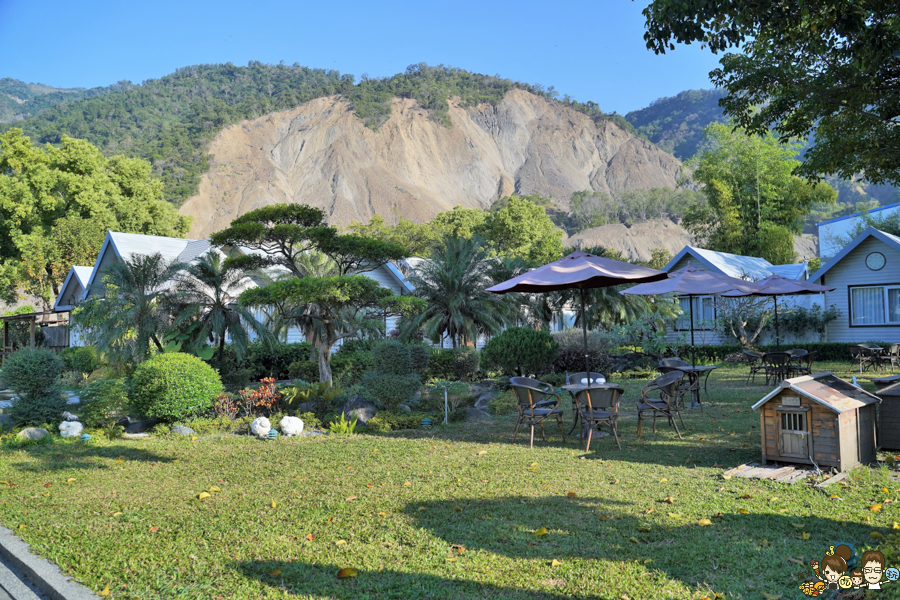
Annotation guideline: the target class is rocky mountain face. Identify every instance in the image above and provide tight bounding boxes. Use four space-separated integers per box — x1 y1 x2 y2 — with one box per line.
180 89 682 238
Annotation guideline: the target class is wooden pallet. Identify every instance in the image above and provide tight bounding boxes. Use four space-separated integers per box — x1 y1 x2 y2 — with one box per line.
724 462 814 484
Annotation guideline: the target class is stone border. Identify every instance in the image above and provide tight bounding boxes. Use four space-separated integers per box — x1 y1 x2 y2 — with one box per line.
0 525 97 599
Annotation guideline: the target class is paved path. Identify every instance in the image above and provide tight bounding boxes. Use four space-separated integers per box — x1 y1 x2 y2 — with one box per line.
0 553 49 600
0 525 97 600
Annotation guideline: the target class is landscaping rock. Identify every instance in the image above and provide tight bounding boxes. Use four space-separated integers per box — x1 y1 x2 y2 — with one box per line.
170 425 194 436
17 427 49 440
397 404 412 412
122 432 149 439
125 418 158 433
294 402 315 413
59 421 84 438
341 395 377 425
250 417 271 438
474 390 496 409
279 416 304 437
466 408 492 421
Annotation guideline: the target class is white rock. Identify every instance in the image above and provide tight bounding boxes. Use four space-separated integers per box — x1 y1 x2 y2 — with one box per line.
61 411 79 421
279 416 304 437
250 417 271 438
17 427 48 440
59 421 84 438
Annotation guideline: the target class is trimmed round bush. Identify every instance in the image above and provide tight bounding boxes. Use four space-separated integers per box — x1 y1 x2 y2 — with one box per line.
481 327 559 377
78 378 129 427
131 353 222 421
60 346 101 374
0 348 66 427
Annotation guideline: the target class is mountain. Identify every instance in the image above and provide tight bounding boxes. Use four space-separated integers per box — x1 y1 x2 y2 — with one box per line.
0 78 116 123
625 89 727 161
180 89 681 237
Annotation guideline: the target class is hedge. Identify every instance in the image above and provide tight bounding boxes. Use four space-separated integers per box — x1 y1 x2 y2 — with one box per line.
681 341 890 364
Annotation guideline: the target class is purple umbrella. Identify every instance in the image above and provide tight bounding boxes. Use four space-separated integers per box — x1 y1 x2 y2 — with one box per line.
623 267 765 365
721 274 835 349
487 251 668 375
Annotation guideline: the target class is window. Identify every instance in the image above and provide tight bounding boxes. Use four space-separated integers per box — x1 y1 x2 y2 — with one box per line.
850 285 900 326
675 295 715 331
780 411 805 432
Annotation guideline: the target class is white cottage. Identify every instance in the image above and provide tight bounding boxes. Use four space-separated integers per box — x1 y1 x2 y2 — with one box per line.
810 227 900 343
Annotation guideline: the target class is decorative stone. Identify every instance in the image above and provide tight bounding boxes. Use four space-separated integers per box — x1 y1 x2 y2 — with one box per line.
293 402 315 413
279 416 304 437
80 433 91 442
125 418 158 434
465 408 492 422
397 404 412 413
17 427 48 440
59 421 84 438
420 417 432 428
250 417 271 438
170 425 194 436
61 411 79 421
267 429 279 440
341 395 377 425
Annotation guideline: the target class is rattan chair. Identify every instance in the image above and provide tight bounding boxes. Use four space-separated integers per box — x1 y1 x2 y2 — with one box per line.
637 371 685 439
510 378 567 448
762 352 791 385
574 385 623 451
743 350 765 383
658 358 699 409
879 344 900 373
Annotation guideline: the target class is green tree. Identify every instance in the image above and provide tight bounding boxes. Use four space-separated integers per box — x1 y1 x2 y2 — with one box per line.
0 130 190 307
74 253 184 367
347 215 439 257
683 123 836 264
642 0 900 185
400 236 513 348
477 196 564 264
212 204 420 384
171 252 274 366
431 207 487 240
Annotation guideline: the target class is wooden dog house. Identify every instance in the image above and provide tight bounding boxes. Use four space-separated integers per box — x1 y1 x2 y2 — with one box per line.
753 373 880 472
876 381 900 450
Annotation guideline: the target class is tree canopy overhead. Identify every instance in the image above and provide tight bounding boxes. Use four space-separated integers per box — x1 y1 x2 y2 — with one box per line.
0 129 191 307
642 0 900 185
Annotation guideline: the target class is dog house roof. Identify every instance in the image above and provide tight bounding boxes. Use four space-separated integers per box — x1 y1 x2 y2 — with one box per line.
751 372 881 414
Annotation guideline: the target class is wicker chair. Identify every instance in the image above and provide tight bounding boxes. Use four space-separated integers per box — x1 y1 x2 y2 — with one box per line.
785 349 809 378
879 344 900 374
762 352 792 385
658 358 700 409
637 371 685 440
509 377 567 448
574 385 623 451
743 350 765 383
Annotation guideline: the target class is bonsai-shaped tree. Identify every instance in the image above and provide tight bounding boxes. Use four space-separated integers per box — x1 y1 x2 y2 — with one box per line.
212 204 424 385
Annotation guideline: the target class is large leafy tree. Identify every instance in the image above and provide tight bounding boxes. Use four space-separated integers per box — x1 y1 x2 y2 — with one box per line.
212 204 421 384
642 0 900 185
683 123 836 264
170 252 273 366
74 253 184 367
400 236 514 348
0 129 191 307
478 196 564 264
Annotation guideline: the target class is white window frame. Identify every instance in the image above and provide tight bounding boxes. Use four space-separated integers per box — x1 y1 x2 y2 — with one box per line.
849 284 900 327
674 295 716 331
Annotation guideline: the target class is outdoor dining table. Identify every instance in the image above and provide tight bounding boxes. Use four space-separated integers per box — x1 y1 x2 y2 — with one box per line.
676 365 716 407
857 344 886 372
561 382 620 437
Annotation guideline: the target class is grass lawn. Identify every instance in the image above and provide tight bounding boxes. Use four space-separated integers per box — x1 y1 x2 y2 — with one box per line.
2 362 900 599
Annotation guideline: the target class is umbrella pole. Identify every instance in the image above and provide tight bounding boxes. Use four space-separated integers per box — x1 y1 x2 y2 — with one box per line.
774 297 780 350
690 296 696 367
581 287 590 376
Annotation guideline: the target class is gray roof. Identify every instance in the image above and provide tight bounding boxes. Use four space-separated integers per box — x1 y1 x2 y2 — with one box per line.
53 266 95 311
664 246 806 281
752 372 880 413
811 227 900 282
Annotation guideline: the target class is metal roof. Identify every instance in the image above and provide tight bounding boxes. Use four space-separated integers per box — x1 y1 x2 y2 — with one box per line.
811 227 900 282
816 202 900 227
52 266 94 311
752 372 880 413
664 246 807 281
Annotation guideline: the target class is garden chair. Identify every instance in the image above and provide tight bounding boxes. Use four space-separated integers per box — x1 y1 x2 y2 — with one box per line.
637 371 685 440
742 350 765 383
859 343 885 372
849 345 864 372
510 378 567 449
565 372 606 432
796 351 816 377
574 385 623 451
785 349 808 378
878 344 900 374
762 352 791 385
658 357 699 409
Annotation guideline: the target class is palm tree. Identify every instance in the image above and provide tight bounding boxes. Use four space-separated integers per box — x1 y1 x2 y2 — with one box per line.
172 252 274 365
401 236 513 347
75 252 184 366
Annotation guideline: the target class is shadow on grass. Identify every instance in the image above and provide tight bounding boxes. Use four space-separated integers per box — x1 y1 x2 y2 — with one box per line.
233 496 890 599
6 439 173 472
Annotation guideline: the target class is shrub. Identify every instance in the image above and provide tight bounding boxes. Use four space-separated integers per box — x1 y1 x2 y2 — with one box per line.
480 327 559 377
371 340 418 376
297 411 322 430
8 392 68 427
60 346 101 374
131 353 223 421
362 372 421 411
282 381 342 417
288 359 319 383
366 411 431 432
1 348 66 427
488 390 518 415
78 379 129 427
328 412 357 435
552 328 621 354
423 347 480 382
218 341 313 381
552 348 613 374
331 349 373 385
237 378 282 415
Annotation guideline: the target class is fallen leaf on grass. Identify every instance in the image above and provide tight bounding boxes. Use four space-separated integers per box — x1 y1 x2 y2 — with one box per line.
377 512 386 517
668 513 682 519
644 508 655 514
345 496 357 502
17 524 25 530
628 536 639 543
445 557 457 562
477 451 487 455
403 482 411 487
790 522 805 529
534 528 548 536
269 569 282 577
549 559 562 567
787 557 804 565
336 568 357 579
209 486 221 492
451 544 465 554
112 512 123 517
829 494 841 499
366 484 373 488
567 492 577 498
418 507 426 512
722 474 732 480
66 478 75 483
148 526 159 533
198 492 211 500
659 478 668 482
335 539 347 545
698 519 713 526
761 593 782 600
639 526 651 532
871 504 882 512
799 531 811 540
740 494 752 500
452 506 462 511
893 522 900 530
306 534 315 541
271 500 277 509
98 584 110 596
663 497 675 504
737 509 750 514
599 515 609 521
779 508 790 513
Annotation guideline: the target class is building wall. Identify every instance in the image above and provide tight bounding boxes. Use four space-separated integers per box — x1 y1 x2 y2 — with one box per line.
818 236 900 343
819 204 900 260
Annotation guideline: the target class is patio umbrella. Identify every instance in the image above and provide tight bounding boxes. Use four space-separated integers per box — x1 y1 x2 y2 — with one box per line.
622 266 765 366
486 251 668 375
721 274 835 349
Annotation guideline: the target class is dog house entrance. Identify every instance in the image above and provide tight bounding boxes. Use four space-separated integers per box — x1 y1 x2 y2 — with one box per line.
777 405 810 459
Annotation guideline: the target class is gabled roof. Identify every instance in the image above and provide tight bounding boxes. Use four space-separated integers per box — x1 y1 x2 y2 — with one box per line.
664 246 775 280
769 263 808 281
816 202 900 227
810 227 900 282
752 372 880 413
53 266 94 311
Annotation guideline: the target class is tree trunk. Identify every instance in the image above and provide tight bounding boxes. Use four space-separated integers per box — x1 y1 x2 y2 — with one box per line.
218 334 226 368
316 338 333 386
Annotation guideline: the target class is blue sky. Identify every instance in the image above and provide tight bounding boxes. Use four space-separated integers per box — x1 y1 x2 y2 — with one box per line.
0 0 722 114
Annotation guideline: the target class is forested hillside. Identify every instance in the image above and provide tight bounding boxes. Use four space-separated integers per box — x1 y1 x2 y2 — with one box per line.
4 62 635 206
0 78 116 123
625 89 727 160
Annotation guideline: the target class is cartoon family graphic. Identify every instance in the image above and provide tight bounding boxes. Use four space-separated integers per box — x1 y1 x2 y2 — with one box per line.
800 544 899 596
